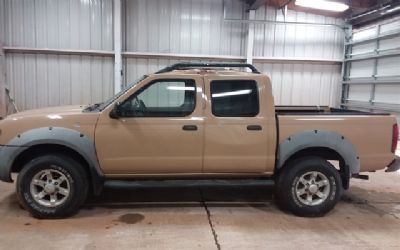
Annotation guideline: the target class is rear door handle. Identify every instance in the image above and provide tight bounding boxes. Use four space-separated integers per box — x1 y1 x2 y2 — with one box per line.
182 125 198 131
247 125 262 131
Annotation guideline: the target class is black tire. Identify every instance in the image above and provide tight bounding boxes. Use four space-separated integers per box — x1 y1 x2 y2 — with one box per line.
275 156 342 217
16 154 89 219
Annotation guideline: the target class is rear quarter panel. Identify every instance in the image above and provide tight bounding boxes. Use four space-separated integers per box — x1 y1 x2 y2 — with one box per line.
278 115 396 172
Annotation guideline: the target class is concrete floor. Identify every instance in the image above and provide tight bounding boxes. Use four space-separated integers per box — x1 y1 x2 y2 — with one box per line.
1 165 400 249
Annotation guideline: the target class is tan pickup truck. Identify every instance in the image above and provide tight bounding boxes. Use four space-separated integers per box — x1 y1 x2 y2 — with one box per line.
0 63 398 219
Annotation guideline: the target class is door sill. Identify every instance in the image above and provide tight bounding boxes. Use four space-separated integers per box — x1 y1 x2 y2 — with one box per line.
104 178 275 189
104 172 274 179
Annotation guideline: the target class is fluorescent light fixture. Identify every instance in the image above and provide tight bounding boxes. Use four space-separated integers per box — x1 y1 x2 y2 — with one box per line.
212 89 252 98
167 86 195 91
295 0 349 12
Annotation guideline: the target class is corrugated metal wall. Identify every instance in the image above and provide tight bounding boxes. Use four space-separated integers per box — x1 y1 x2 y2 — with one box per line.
1 0 114 110
255 63 341 105
253 6 343 105
342 16 400 123
1 0 344 111
347 18 400 105
123 0 344 106
123 0 248 85
124 0 246 55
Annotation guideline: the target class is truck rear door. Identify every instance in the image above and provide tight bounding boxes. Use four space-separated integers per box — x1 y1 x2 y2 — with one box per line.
202 75 275 173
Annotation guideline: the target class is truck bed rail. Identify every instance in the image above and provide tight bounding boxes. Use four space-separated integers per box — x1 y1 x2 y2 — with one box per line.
276 106 390 115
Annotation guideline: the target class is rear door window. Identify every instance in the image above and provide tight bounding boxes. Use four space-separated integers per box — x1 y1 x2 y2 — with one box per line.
210 80 259 117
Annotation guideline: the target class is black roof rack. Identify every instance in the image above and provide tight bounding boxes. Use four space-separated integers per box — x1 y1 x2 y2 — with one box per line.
155 63 260 74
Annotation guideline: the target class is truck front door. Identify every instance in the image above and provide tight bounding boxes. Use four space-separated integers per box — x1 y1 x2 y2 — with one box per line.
95 76 204 176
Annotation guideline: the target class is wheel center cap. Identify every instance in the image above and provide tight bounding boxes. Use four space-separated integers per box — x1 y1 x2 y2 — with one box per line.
309 184 318 194
44 184 56 194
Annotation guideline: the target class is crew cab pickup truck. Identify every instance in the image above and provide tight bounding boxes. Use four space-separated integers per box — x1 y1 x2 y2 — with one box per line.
0 63 398 219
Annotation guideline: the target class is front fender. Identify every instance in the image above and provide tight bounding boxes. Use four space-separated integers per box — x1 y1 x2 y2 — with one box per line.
0 127 103 192
277 130 360 174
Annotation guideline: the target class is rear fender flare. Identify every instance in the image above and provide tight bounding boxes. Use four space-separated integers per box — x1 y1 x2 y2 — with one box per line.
277 130 360 174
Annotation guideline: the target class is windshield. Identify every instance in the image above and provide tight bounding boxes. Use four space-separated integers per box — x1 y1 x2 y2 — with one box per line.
85 75 148 112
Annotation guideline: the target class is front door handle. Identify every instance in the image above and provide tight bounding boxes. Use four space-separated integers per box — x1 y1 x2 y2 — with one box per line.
182 125 198 131
247 125 262 131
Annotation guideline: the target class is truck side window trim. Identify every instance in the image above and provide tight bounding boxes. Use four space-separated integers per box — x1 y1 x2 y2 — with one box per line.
118 79 197 118
210 80 260 117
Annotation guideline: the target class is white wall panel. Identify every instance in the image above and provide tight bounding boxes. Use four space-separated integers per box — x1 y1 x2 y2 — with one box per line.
3 0 113 50
253 7 344 59
125 58 228 85
124 0 344 107
380 36 400 50
125 58 341 107
124 0 246 56
377 57 400 76
1 0 114 110
255 63 341 106
380 19 400 33
374 85 400 104
250 6 343 107
352 42 375 55
6 53 113 111
349 60 374 78
352 27 377 41
346 17 400 111
1 0 345 110
348 85 372 101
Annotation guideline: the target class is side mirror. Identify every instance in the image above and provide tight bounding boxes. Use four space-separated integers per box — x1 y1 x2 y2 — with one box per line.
109 102 121 119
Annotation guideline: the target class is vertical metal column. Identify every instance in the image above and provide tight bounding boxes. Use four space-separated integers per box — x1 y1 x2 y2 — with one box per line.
340 24 352 108
114 0 122 94
369 24 381 107
246 10 256 65
0 46 6 118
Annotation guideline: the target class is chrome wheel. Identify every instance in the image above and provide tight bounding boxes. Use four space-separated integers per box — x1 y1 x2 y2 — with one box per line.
295 171 330 206
30 169 70 208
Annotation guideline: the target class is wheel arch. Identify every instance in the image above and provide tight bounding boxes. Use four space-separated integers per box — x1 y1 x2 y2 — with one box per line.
12 143 104 195
276 130 360 189
2 127 104 195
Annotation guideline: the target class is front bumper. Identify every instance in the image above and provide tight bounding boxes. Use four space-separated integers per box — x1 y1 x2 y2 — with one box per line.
386 156 400 172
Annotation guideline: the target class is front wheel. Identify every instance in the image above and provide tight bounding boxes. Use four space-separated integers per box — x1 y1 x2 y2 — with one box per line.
16 154 88 219
275 156 343 217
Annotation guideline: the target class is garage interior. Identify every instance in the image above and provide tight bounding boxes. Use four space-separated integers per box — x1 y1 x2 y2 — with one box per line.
0 0 400 249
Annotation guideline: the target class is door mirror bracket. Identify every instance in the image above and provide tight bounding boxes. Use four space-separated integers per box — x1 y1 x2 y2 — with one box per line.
109 102 121 119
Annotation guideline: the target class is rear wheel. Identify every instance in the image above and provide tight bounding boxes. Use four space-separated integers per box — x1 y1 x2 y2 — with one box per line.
16 154 88 219
275 156 342 217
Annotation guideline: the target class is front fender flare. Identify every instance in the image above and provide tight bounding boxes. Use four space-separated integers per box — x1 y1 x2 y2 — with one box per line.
0 127 104 194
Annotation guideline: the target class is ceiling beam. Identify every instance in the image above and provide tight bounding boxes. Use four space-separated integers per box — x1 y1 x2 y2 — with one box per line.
349 1 400 26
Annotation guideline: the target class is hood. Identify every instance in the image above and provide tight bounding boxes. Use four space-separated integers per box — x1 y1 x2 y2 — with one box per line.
5 105 87 120
0 105 100 145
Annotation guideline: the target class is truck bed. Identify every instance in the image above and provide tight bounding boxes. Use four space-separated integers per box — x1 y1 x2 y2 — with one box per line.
275 105 390 116
276 106 395 172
